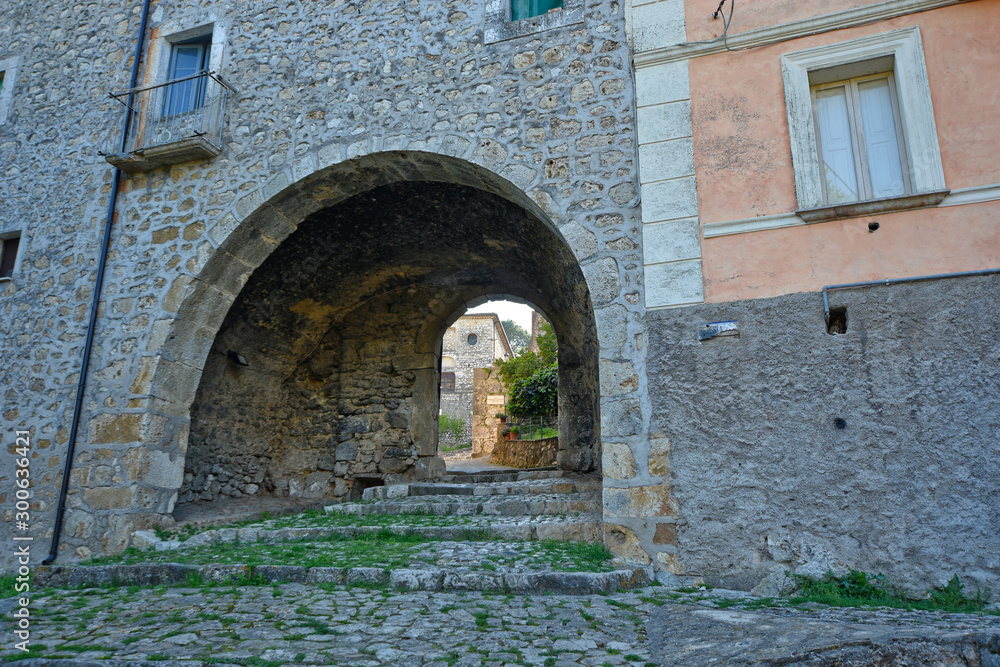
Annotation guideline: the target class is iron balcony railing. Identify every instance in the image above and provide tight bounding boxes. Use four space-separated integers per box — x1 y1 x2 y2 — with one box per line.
106 71 236 159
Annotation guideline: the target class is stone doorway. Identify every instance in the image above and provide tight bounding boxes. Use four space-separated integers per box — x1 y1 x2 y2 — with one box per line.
169 152 601 515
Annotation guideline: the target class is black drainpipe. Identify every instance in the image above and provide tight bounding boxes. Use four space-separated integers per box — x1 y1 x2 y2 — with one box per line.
43 0 153 565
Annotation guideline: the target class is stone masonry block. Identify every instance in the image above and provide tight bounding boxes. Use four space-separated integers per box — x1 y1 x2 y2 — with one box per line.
649 433 671 477
89 414 143 445
560 222 598 261
641 176 698 223
122 448 184 489
595 304 628 349
636 100 692 145
653 523 677 545
603 442 637 479
604 523 652 565
601 399 642 438
84 486 134 510
603 485 675 518
643 217 702 265
599 359 639 396
581 257 621 307
639 138 695 184
636 59 690 107
644 259 704 308
631 0 686 53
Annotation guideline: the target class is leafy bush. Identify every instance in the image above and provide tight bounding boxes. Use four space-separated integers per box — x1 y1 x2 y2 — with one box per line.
494 350 546 389
536 321 557 366
507 363 558 418
438 415 465 440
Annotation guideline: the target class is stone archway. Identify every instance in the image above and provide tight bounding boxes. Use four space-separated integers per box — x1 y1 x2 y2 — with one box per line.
153 151 600 509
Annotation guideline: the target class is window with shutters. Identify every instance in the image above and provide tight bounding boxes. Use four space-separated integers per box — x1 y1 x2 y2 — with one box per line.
781 27 948 222
811 71 909 205
511 0 563 21
0 55 18 126
484 0 582 43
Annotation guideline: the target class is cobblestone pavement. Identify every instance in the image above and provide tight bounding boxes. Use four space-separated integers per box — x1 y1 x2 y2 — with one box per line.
6 584 1000 665
2 584 660 666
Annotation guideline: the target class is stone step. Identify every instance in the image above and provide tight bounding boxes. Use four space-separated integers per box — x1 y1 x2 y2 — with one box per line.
34 560 650 594
135 514 605 549
441 467 563 484
330 494 601 517
363 478 601 500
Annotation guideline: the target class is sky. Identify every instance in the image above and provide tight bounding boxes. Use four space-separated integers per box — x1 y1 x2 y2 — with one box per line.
465 299 534 331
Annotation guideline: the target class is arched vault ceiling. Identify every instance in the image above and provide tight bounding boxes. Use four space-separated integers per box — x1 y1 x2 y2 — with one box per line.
220 180 589 364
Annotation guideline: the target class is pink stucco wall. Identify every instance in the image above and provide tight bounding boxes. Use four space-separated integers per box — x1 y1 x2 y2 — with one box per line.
685 0 885 43
688 3 1000 301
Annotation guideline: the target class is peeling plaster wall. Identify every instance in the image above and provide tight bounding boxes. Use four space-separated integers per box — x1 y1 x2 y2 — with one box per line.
646 276 1000 594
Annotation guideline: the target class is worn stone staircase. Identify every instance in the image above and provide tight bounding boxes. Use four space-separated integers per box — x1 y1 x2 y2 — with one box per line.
35 466 651 594
327 468 604 543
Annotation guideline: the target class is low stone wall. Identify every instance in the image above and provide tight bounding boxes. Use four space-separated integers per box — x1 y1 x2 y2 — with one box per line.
490 436 558 469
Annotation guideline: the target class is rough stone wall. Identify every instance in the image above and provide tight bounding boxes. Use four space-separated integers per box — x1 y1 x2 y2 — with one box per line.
490 435 557 469
0 0 644 564
645 275 1000 594
471 367 508 457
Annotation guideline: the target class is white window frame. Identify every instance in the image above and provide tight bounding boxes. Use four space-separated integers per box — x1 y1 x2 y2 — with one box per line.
144 16 227 91
0 55 20 126
782 27 947 218
484 0 583 44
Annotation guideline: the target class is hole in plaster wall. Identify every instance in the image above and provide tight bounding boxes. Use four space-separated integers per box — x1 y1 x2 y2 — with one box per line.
833 417 847 430
868 221 880 232
827 306 847 335
349 476 384 501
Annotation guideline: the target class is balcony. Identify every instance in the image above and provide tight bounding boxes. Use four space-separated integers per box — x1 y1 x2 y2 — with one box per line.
104 72 236 174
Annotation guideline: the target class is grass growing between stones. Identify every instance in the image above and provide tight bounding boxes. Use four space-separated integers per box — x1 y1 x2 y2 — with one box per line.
155 509 477 542
439 442 473 452
789 571 995 615
81 531 618 574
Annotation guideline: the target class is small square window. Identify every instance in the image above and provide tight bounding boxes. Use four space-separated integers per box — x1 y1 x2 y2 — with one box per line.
511 0 563 22
440 372 456 393
0 233 21 280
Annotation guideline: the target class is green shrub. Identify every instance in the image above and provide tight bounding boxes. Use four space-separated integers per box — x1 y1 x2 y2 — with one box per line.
507 363 558 418
438 415 465 440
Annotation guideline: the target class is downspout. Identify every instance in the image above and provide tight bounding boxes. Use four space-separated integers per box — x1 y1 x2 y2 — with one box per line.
822 267 1000 326
44 0 153 565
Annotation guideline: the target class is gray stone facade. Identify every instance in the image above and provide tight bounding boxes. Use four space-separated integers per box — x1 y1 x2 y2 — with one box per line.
0 0 645 563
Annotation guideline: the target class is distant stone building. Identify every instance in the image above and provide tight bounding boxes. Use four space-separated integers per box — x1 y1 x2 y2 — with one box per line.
438 313 512 445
